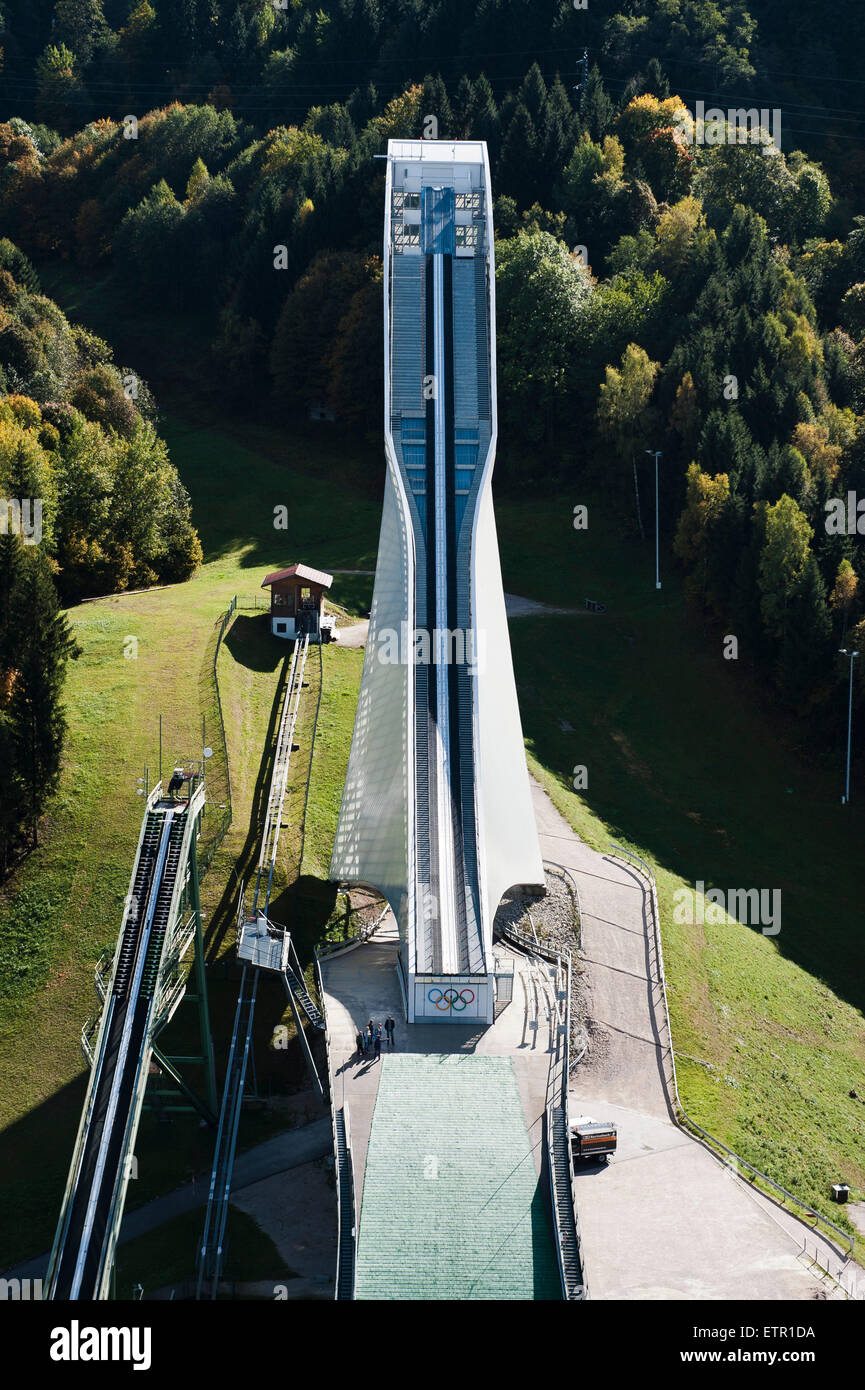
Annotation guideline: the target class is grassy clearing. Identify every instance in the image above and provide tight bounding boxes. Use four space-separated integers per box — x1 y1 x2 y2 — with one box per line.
0 414 377 1267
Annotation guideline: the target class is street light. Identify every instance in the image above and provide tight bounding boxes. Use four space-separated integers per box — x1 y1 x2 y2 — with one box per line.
839 649 859 804
646 450 662 590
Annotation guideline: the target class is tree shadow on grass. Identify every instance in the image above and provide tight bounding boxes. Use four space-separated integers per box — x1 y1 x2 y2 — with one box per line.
269 874 339 965
329 573 373 618
223 614 283 674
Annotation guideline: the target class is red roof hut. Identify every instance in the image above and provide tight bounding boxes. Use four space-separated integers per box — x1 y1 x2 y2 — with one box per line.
261 563 335 641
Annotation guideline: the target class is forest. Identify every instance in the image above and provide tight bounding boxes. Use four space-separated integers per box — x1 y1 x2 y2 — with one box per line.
2 0 865 861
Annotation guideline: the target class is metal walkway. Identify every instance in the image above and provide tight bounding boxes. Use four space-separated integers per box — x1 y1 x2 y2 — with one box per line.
197 634 324 1299
333 1107 356 1299
47 779 212 1300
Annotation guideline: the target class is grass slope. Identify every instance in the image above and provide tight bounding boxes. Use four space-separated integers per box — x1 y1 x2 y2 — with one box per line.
0 418 374 1267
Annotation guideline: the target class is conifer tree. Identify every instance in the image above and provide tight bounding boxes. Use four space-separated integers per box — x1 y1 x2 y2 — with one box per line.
6 543 76 846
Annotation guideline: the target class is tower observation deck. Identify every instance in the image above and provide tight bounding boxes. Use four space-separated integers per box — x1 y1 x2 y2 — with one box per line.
331 140 544 1023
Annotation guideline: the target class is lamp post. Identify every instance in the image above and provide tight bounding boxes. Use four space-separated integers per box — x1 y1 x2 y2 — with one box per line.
645 450 662 590
839 648 859 804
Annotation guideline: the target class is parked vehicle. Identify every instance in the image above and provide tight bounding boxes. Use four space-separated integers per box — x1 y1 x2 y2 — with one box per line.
570 1115 617 1162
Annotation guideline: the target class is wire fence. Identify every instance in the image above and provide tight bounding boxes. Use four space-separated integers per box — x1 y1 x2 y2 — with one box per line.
197 596 236 876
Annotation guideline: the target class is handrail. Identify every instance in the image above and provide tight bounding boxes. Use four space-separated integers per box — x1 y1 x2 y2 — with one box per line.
607 841 854 1259
315 951 357 1300
254 635 308 916
395 947 409 1018
498 924 588 1299
543 859 583 951
497 920 563 967
315 896 391 961
546 1100 585 1300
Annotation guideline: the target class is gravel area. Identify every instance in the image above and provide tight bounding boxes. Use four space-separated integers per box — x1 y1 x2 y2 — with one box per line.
494 868 590 1061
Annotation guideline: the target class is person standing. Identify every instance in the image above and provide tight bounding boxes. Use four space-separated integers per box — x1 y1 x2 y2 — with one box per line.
355 1028 364 1060
367 1022 375 1053
373 1028 382 1061
385 1014 395 1049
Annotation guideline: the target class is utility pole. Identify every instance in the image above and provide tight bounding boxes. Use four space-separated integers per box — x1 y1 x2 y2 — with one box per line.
839 649 859 804
574 48 589 98
646 450 662 590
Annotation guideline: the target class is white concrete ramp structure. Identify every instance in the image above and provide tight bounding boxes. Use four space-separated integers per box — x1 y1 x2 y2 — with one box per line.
331 139 543 1023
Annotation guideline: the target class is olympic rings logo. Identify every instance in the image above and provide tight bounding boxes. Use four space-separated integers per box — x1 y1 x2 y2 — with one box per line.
427 987 475 1012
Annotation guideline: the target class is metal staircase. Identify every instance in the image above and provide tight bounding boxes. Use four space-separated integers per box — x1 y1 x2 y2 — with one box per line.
47 779 213 1300
548 1106 585 1300
334 1107 356 1300
282 954 324 1031
197 634 324 1298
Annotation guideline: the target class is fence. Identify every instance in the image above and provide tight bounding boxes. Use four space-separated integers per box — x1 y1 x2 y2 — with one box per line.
314 949 357 1300
607 840 855 1272
544 859 583 952
800 1238 864 1300
498 916 589 1300
197 596 236 875
315 895 392 961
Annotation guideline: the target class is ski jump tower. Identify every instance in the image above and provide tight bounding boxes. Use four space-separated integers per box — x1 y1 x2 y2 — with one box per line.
331 139 543 1023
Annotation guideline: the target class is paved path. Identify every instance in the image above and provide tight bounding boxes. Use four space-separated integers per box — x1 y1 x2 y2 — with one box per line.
4 1118 332 1284
334 594 587 647
334 621 368 648
321 918 559 1208
530 781 848 1300
504 593 583 618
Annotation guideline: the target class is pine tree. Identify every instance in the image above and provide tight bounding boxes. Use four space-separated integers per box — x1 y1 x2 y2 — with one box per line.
580 65 614 142
0 536 28 868
7 544 76 847
497 104 539 210
451 74 476 138
830 558 859 640
472 75 499 158
642 58 670 100
518 63 547 123
420 75 452 138
540 76 578 184
776 555 832 707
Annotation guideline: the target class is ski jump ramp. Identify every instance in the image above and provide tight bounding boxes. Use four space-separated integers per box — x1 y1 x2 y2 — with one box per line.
331 139 543 1024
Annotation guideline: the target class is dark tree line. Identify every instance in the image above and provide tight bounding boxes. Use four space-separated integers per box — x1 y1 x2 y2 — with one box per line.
1 2 865 852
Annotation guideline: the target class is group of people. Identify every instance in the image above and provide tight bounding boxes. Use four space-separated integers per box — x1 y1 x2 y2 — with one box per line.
356 1015 395 1061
